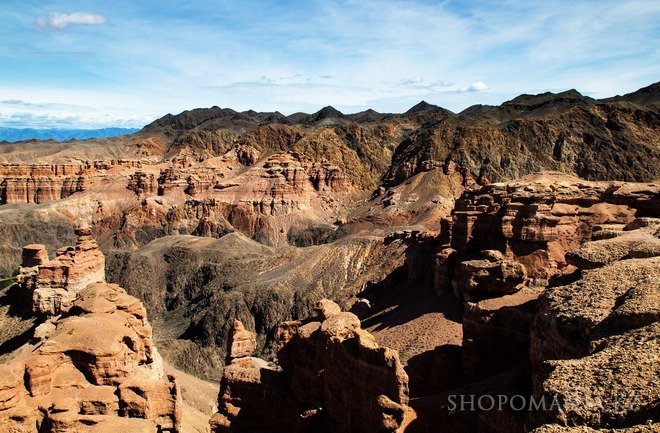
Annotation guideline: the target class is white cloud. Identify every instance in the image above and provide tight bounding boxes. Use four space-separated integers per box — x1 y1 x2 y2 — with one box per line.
0 111 150 129
0 95 151 129
459 81 491 92
35 12 106 31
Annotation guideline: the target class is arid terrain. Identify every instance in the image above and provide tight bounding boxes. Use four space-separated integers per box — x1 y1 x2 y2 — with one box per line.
0 83 658 432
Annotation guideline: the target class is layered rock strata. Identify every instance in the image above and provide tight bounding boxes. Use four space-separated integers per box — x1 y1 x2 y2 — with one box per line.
18 224 105 316
444 173 658 291
210 300 415 433
0 161 146 205
406 181 659 432
432 174 659 380
425 175 659 405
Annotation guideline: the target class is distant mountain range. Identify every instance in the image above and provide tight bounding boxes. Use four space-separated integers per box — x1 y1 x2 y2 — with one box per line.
143 82 659 133
0 127 140 143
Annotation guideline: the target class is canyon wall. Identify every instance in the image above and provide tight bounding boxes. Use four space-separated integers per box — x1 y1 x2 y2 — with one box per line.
410 174 659 432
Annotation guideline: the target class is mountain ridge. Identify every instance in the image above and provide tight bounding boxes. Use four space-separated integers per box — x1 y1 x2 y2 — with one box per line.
141 81 660 134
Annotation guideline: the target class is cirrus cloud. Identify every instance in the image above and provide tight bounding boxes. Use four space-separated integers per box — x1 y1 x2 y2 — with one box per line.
35 12 106 31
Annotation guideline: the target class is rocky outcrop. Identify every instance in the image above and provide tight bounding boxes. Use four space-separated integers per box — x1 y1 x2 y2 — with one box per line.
308 161 346 191
452 249 527 300
210 300 415 433
210 152 347 215
565 222 660 269
18 224 105 316
429 175 658 383
164 199 258 238
0 266 181 432
226 319 256 361
532 254 660 366
0 164 88 204
385 87 660 185
530 223 659 430
415 175 660 431
443 173 658 291
127 171 158 197
157 166 225 196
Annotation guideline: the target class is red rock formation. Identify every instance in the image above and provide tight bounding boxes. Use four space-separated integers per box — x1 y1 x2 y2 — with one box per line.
0 273 181 432
452 249 527 300
445 173 657 287
230 144 261 166
127 171 158 197
308 161 346 191
431 174 659 398
0 161 147 204
226 319 256 361
20 244 49 268
18 224 105 316
210 300 415 433
462 287 542 382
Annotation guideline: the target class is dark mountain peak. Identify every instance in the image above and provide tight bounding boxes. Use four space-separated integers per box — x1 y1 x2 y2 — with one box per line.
138 81 660 135
504 89 590 108
458 104 496 116
144 106 237 131
602 81 660 107
405 100 439 114
286 112 310 124
502 89 594 116
348 108 390 123
307 106 347 123
261 111 290 125
557 89 583 97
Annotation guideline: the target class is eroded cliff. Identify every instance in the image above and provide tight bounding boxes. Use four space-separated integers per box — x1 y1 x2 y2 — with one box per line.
0 234 182 433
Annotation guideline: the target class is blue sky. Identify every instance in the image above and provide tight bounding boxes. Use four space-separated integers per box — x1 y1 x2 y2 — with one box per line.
0 0 658 128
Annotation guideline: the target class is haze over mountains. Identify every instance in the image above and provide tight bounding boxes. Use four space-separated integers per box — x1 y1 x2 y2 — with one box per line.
0 127 139 143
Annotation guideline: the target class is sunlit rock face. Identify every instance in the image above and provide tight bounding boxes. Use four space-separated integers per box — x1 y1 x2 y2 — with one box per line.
531 221 660 430
0 235 182 433
18 224 106 316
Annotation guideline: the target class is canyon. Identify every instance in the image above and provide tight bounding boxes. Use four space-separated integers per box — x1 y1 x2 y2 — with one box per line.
0 83 658 432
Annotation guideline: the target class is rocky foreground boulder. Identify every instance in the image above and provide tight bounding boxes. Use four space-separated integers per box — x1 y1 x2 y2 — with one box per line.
210 300 415 433
532 223 660 430
0 236 182 433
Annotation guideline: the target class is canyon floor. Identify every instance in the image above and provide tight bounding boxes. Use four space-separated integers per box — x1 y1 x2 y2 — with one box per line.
0 83 658 432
